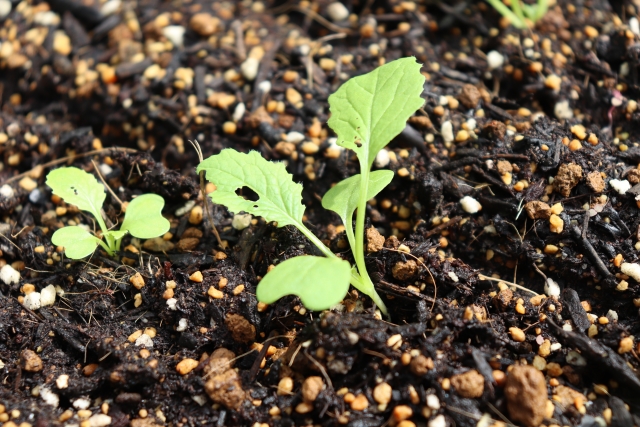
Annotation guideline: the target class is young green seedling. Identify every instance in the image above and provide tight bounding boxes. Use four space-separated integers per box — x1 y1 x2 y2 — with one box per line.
485 0 549 29
46 167 170 259
197 149 353 311
197 57 425 315
323 56 425 314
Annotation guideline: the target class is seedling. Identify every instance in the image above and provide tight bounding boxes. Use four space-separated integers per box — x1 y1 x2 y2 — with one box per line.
46 167 170 259
485 0 549 29
197 57 425 315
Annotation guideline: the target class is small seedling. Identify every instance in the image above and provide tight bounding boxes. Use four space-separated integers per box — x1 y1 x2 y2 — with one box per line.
46 167 170 259
197 57 425 315
485 0 549 29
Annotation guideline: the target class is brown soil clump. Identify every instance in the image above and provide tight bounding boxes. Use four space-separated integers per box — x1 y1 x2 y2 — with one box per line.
554 163 583 197
505 365 549 427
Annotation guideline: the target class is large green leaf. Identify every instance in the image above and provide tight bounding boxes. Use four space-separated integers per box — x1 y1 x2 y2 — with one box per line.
120 194 170 239
257 256 351 311
46 167 106 224
197 149 305 227
321 170 394 248
327 57 425 168
51 226 103 259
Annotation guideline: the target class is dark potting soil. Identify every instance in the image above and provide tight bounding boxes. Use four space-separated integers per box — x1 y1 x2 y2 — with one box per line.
2 1 640 426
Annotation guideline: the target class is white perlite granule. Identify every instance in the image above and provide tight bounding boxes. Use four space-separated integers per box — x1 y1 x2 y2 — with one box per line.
428 414 446 427
544 278 561 297
460 196 482 214
374 149 390 168
135 333 154 348
621 263 640 282
176 318 188 332
23 292 41 310
486 51 504 70
40 387 60 407
40 285 57 306
609 179 631 195
0 264 20 285
441 121 454 144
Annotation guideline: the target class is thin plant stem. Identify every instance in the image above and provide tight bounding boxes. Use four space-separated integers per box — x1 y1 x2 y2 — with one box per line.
509 0 525 25
353 157 388 315
97 239 114 256
90 206 114 255
91 159 125 254
297 224 336 259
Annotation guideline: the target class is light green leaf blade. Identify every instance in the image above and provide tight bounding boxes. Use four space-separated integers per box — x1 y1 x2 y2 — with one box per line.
46 167 106 221
120 194 170 239
257 256 351 311
321 170 393 248
327 57 425 168
51 226 102 259
197 149 305 227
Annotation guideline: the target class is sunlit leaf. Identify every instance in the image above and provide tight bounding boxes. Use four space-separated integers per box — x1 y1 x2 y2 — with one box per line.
197 149 305 227
327 57 425 168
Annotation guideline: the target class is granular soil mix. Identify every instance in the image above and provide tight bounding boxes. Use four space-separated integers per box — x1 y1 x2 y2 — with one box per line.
2 1 640 426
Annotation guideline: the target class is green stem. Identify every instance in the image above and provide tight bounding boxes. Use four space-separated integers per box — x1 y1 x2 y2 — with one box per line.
509 0 525 25
344 219 356 256
94 212 116 256
353 160 388 315
97 238 114 256
297 224 337 259
347 269 386 310
298 215 388 315
354 162 369 280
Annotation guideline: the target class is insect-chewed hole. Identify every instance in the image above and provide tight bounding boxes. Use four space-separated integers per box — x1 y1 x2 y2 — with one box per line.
236 186 259 202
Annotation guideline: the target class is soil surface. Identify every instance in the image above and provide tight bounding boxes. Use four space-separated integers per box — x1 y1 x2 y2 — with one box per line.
2 1 640 427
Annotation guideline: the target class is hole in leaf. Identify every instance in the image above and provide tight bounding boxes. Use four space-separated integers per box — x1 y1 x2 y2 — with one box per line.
236 186 259 202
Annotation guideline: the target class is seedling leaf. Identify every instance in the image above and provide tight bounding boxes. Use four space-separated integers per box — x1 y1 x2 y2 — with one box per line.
197 149 305 227
257 256 351 311
327 57 425 168
46 167 106 224
322 170 393 248
120 194 170 239
52 226 103 259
